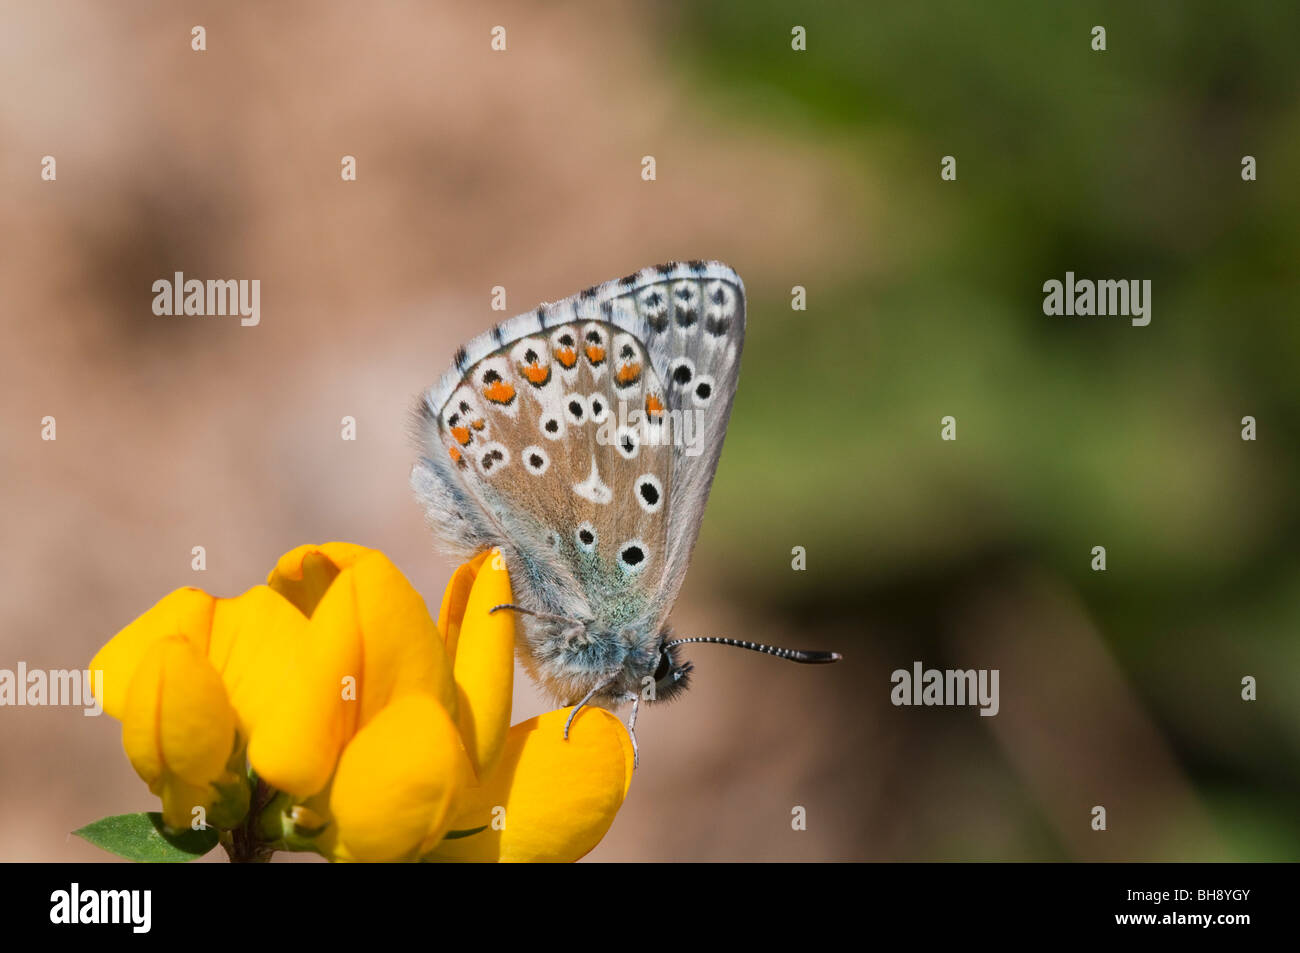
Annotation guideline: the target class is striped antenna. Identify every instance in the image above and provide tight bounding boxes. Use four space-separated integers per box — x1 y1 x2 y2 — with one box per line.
662 636 841 664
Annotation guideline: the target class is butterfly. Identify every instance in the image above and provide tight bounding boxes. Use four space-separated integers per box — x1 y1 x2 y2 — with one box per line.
411 261 840 763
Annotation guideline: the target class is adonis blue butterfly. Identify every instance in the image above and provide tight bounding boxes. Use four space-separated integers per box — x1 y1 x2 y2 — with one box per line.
411 261 839 762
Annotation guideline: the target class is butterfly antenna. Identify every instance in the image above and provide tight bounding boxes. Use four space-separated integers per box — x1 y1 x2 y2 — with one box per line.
663 636 842 664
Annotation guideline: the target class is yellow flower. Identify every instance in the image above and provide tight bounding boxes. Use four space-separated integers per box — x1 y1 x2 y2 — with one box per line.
89 584 307 829
254 544 634 862
91 543 634 862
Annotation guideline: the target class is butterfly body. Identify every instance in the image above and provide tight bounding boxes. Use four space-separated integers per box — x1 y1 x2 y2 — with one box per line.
412 261 745 713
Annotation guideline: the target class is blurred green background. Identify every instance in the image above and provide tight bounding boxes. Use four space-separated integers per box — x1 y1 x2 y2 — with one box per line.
684 1 1300 859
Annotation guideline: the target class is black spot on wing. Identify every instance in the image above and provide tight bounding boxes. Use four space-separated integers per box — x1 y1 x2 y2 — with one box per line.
454 347 468 372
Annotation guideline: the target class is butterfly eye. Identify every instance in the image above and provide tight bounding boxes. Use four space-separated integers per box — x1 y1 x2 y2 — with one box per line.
653 650 673 682
651 642 692 701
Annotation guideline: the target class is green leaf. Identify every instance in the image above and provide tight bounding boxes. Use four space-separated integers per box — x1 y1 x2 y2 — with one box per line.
73 812 219 862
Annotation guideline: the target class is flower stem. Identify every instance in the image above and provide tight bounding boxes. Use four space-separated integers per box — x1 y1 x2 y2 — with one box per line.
221 778 274 863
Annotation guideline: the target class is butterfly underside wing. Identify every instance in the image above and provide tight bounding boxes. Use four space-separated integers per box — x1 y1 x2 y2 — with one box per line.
412 261 745 703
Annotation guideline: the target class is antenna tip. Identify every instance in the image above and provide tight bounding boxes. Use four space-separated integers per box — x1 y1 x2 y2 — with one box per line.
831 652 844 661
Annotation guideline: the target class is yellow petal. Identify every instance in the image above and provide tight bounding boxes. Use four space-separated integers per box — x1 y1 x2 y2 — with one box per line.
436 550 492 661
91 588 215 721
427 707 633 863
121 636 237 829
247 581 363 796
329 694 462 862
205 585 310 737
249 551 456 796
452 549 515 778
345 552 458 726
267 542 374 617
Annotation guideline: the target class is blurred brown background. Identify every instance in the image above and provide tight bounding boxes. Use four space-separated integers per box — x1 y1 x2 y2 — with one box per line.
2 1 1297 861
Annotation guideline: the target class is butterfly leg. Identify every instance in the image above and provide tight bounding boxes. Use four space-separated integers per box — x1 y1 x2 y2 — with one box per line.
625 692 641 769
489 603 576 626
563 675 617 740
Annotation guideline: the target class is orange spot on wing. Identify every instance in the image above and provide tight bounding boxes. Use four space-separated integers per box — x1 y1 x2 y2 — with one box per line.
555 347 577 368
471 418 486 431
483 381 516 405
585 345 606 365
521 363 551 385
448 445 463 463
645 393 665 419
450 425 472 445
616 362 643 384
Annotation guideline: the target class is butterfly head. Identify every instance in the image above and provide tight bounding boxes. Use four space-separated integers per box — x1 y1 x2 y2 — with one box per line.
649 637 693 703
